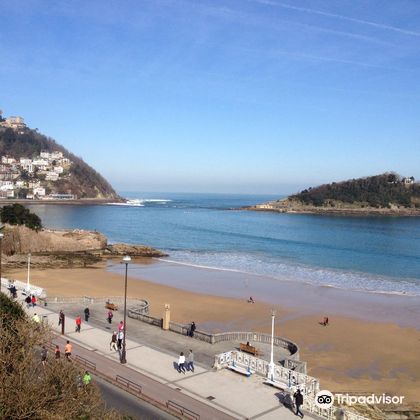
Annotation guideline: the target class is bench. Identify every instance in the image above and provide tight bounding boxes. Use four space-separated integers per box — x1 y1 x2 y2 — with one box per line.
239 343 261 356
263 378 290 391
105 302 118 311
228 362 252 377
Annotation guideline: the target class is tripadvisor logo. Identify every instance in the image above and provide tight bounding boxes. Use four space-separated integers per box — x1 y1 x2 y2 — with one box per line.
315 390 334 409
315 390 405 409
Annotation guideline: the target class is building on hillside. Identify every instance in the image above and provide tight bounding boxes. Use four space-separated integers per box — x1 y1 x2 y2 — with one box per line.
1 156 16 164
15 180 26 188
1 116 26 131
53 166 64 174
33 186 46 197
51 151 63 159
19 158 33 173
403 176 415 185
45 172 59 181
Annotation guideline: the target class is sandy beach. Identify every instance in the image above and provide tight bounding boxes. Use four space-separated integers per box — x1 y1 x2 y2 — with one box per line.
6 261 420 404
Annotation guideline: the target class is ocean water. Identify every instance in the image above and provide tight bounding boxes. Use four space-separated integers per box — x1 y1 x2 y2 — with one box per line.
27 193 420 296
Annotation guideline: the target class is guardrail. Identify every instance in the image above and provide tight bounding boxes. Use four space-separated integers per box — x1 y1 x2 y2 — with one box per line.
116 375 142 395
75 354 96 371
167 400 200 420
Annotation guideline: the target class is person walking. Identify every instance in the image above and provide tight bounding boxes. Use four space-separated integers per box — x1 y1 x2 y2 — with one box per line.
31 295 37 307
54 345 61 359
110 331 117 351
83 371 92 385
178 352 186 374
294 389 304 418
118 320 124 332
189 321 196 337
25 295 31 308
75 315 82 333
40 346 48 366
84 307 90 322
58 310 65 326
187 349 194 372
64 340 72 361
117 330 124 350
107 310 113 324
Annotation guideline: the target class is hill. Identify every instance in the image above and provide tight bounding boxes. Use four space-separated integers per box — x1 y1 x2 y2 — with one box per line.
0 117 119 199
250 173 420 216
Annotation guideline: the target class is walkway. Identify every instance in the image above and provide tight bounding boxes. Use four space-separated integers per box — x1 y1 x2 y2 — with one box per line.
23 300 313 419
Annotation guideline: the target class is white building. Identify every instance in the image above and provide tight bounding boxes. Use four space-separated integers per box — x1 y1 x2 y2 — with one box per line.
45 172 59 181
20 158 33 173
51 151 63 159
53 166 64 174
1 156 16 164
33 186 46 196
15 180 26 188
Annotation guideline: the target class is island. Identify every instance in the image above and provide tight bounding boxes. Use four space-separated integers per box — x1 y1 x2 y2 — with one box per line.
247 173 420 216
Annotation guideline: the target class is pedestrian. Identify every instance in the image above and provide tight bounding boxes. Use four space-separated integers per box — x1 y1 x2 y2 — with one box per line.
58 310 65 326
83 371 92 385
54 344 61 359
118 320 124 332
64 340 72 360
294 389 304 418
178 352 186 374
75 315 82 332
25 295 31 308
107 310 113 324
84 307 90 322
187 349 194 372
189 321 196 337
40 346 47 366
31 295 37 307
10 285 17 299
117 330 124 350
110 331 117 351
32 313 40 323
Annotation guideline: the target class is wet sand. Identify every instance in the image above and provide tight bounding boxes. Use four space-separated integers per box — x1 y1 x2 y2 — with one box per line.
6 261 420 403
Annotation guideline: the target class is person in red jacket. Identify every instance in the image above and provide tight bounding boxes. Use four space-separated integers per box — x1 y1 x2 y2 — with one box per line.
75 315 82 332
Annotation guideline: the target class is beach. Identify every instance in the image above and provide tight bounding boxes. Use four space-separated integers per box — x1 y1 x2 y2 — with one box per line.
7 259 420 404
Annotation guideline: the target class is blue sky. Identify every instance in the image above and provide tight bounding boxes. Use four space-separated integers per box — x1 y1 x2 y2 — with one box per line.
1 0 419 194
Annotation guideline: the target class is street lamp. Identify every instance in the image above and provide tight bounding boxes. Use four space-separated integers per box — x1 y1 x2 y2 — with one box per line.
0 232 4 292
120 255 131 364
267 310 276 381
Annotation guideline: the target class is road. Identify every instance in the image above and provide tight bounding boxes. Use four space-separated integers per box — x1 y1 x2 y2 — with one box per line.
95 375 176 420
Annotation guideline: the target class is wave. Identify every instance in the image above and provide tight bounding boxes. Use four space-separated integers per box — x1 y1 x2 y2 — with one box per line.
160 250 420 297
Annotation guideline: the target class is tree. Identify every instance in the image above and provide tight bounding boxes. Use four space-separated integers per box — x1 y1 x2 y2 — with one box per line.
0 293 122 419
0 203 42 231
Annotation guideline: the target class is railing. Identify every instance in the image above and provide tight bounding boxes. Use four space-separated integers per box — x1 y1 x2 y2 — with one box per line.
116 375 142 395
214 351 318 397
75 354 96 371
167 401 200 420
1 277 45 298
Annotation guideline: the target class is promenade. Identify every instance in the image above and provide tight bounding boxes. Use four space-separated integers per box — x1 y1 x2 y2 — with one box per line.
23 299 313 420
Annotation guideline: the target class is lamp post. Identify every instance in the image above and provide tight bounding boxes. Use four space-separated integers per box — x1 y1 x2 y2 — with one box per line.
0 232 4 292
267 310 276 381
120 255 131 364
26 252 31 294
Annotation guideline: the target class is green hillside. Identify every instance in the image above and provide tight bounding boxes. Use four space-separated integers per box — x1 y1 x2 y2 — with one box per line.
289 173 420 208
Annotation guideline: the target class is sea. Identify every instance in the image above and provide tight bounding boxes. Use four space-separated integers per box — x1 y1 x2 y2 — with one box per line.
27 193 420 297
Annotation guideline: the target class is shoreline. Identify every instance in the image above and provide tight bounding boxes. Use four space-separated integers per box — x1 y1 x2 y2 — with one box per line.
245 205 420 217
5 261 420 403
0 198 121 206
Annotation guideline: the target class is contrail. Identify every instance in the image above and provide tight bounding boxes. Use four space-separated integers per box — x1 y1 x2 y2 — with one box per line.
255 0 420 37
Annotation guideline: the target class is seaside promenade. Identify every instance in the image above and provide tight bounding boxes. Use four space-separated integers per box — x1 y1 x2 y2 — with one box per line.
21 298 315 420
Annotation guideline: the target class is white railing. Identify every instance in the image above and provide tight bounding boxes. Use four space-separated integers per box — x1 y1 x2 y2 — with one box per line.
214 350 319 397
215 350 369 420
1 277 45 297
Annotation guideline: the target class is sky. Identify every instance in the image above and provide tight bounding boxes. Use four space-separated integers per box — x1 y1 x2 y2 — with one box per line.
1 0 419 194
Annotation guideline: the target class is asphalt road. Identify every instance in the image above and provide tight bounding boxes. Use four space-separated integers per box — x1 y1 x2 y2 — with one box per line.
95 375 176 420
